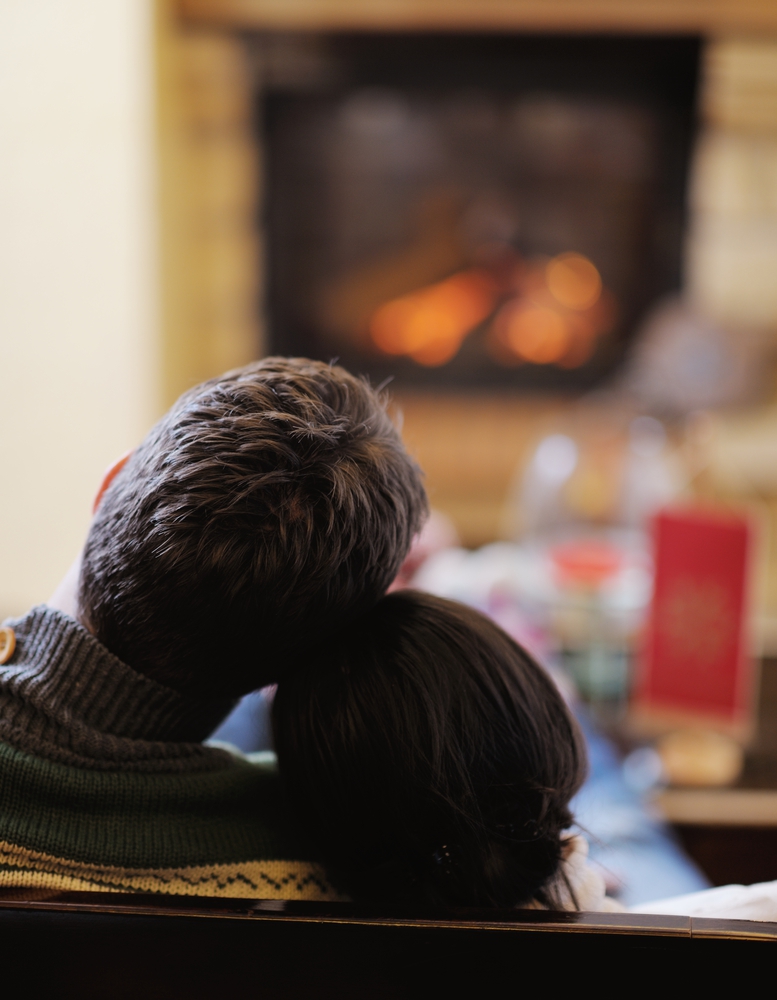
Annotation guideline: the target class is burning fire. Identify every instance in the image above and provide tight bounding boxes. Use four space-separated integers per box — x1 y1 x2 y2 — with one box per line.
370 270 498 366
546 252 602 310
368 250 615 368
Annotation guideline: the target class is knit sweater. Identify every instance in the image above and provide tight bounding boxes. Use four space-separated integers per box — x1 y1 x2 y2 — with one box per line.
0 606 342 900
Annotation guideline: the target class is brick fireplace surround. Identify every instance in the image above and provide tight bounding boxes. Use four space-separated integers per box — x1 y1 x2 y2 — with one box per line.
159 0 777 546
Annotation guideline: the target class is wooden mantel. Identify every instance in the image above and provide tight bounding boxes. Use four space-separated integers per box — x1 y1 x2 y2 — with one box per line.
179 0 777 34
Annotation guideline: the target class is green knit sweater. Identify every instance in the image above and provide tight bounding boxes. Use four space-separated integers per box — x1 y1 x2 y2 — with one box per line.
0 606 340 899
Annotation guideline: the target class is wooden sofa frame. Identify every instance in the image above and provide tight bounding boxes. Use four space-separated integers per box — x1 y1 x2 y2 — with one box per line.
1 888 774 997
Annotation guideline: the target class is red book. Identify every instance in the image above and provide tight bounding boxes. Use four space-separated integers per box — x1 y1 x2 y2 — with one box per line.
636 507 753 730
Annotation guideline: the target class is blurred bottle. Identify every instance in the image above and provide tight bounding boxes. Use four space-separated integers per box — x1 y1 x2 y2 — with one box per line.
620 416 685 528
548 536 634 727
511 411 684 727
517 414 684 539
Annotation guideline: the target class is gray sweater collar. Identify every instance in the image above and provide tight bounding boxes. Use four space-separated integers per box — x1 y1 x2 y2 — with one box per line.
0 606 235 772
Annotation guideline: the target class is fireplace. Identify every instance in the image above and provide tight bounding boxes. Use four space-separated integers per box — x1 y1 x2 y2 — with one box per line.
160 6 777 545
261 33 700 390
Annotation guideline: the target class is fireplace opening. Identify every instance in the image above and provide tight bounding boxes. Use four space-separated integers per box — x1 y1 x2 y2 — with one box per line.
261 34 700 390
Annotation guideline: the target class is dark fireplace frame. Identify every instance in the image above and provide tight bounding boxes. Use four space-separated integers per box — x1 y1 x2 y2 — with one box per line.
260 32 701 391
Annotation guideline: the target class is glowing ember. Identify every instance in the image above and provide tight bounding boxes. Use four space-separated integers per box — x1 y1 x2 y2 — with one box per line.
495 302 570 364
370 270 497 366
369 249 614 369
546 252 602 311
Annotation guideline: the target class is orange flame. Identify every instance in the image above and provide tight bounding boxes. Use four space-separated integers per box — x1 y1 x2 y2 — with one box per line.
490 252 614 369
546 252 602 311
369 249 614 370
370 270 498 366
494 302 570 364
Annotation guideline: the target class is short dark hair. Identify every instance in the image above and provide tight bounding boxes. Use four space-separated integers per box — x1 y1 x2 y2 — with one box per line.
273 590 587 908
78 358 428 695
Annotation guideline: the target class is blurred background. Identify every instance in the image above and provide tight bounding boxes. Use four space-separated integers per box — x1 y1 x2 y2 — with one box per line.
6 0 777 902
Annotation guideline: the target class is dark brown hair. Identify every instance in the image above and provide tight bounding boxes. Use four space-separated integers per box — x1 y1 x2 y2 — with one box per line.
78 358 428 695
273 590 587 908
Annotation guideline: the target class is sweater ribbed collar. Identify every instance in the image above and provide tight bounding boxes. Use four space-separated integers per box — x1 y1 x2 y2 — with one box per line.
0 606 235 772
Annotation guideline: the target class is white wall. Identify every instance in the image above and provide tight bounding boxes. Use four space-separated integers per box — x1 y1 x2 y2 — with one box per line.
0 0 158 617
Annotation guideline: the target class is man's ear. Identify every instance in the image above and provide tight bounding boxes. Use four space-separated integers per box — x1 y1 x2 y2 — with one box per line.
92 451 133 514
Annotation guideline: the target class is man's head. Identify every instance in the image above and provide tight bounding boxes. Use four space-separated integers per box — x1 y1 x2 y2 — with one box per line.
78 358 428 695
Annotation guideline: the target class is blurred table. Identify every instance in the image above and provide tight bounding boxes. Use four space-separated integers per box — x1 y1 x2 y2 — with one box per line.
656 788 777 827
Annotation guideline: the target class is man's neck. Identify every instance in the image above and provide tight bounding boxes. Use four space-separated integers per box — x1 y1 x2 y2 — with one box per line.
46 553 88 628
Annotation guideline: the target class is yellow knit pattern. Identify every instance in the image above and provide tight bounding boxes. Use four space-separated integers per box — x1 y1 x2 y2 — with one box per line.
0 840 346 899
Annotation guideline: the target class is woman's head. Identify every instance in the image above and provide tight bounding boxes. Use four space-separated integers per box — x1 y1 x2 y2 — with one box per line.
273 590 586 907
